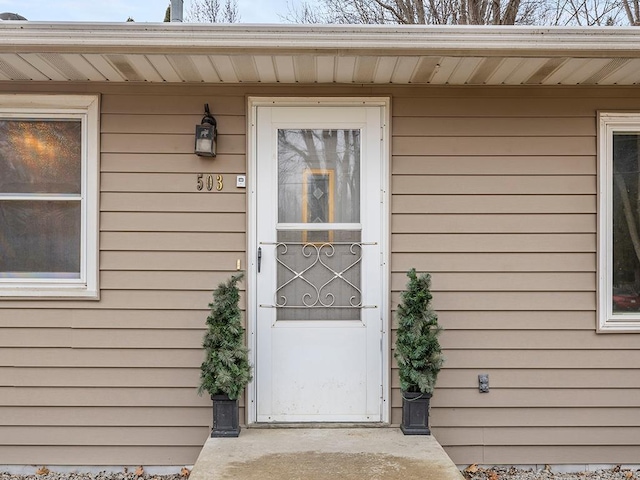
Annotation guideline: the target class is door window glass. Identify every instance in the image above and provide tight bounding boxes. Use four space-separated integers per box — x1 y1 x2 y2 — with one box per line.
275 128 362 321
278 129 360 224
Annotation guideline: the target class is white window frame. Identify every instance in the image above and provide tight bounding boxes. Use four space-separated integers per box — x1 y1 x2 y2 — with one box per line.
598 112 640 332
0 94 99 299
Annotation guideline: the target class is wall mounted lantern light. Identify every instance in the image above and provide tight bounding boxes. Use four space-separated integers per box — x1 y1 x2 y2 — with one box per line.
195 103 217 157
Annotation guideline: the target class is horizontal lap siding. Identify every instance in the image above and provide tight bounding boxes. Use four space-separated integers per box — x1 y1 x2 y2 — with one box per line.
390 89 640 465
2 83 640 467
0 86 248 466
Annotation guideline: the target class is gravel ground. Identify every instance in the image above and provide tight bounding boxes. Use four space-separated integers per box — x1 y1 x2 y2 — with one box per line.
2 466 640 480
463 466 640 480
0 473 184 480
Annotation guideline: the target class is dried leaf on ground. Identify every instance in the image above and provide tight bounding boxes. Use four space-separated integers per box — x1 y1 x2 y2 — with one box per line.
488 471 499 480
36 467 50 476
625 471 634 479
180 468 190 478
135 466 145 477
465 464 479 474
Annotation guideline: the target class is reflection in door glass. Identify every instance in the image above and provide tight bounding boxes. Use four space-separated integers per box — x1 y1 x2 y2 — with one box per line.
278 129 360 224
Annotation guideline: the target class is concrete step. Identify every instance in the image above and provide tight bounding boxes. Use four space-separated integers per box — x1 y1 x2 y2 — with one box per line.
189 427 464 480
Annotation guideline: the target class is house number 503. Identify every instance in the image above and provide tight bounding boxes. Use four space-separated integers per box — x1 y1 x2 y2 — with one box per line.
196 174 223 191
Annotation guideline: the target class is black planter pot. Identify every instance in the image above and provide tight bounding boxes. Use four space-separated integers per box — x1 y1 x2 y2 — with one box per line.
211 394 240 437
400 391 432 435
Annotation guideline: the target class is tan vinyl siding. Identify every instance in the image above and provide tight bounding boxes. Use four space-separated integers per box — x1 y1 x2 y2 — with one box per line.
389 87 639 466
0 85 248 466
1 83 640 467
0 447 204 466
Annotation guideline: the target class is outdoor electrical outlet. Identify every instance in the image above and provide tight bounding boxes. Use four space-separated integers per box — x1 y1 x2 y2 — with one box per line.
478 374 489 393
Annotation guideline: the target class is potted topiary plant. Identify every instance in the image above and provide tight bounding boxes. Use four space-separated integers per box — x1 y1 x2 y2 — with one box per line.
394 268 444 435
198 272 252 437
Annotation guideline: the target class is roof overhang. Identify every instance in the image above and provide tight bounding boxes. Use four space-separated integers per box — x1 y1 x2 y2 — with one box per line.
0 22 638 85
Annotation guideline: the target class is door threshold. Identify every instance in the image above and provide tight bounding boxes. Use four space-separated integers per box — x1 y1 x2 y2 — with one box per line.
247 423 390 429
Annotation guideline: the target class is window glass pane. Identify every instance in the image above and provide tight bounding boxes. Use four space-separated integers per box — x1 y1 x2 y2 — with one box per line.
0 120 81 194
0 201 81 278
612 133 640 313
278 129 360 224
275 230 361 321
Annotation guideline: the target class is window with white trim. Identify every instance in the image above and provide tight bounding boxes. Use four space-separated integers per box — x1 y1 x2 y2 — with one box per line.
0 95 99 298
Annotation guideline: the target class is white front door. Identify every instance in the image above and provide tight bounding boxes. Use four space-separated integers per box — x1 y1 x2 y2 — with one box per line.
252 101 386 423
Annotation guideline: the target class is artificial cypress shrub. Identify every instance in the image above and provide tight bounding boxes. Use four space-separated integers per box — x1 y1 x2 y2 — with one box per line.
394 268 444 394
198 273 252 400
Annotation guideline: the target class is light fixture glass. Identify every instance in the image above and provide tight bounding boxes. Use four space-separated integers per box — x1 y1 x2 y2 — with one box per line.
195 104 217 157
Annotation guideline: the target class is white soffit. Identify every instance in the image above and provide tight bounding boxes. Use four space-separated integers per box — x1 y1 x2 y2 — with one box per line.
0 23 638 85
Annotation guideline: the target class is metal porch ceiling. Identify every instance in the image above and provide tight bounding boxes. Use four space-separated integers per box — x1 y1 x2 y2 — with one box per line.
0 23 638 85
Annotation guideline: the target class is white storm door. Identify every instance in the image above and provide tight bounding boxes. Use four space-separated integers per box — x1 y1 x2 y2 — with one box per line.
255 104 384 422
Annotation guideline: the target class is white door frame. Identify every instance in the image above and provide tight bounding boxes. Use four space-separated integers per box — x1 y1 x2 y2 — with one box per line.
246 97 391 424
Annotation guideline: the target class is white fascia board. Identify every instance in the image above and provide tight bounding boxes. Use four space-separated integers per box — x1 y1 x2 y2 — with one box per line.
0 23 638 57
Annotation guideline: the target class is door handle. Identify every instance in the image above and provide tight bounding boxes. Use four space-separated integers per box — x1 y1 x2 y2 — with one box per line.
257 247 262 273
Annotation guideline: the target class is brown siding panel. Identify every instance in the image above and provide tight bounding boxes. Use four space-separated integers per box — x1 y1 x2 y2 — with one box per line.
389 87 640 467
0 407 211 426
101 193 246 213
392 195 596 214
0 387 212 407
0 348 204 368
481 446 640 465
1 83 639 467
392 155 596 175
0 86 248 466
392 117 596 137
392 175 596 194
3 426 209 446
392 233 596 252
392 136 595 156
101 232 246 252
1 446 203 466
101 154 245 173
102 173 246 193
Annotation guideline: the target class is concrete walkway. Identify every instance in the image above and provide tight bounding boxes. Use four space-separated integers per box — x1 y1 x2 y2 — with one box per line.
189 427 464 480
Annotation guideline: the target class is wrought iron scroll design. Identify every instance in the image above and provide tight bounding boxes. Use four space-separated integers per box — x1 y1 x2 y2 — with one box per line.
261 241 377 309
